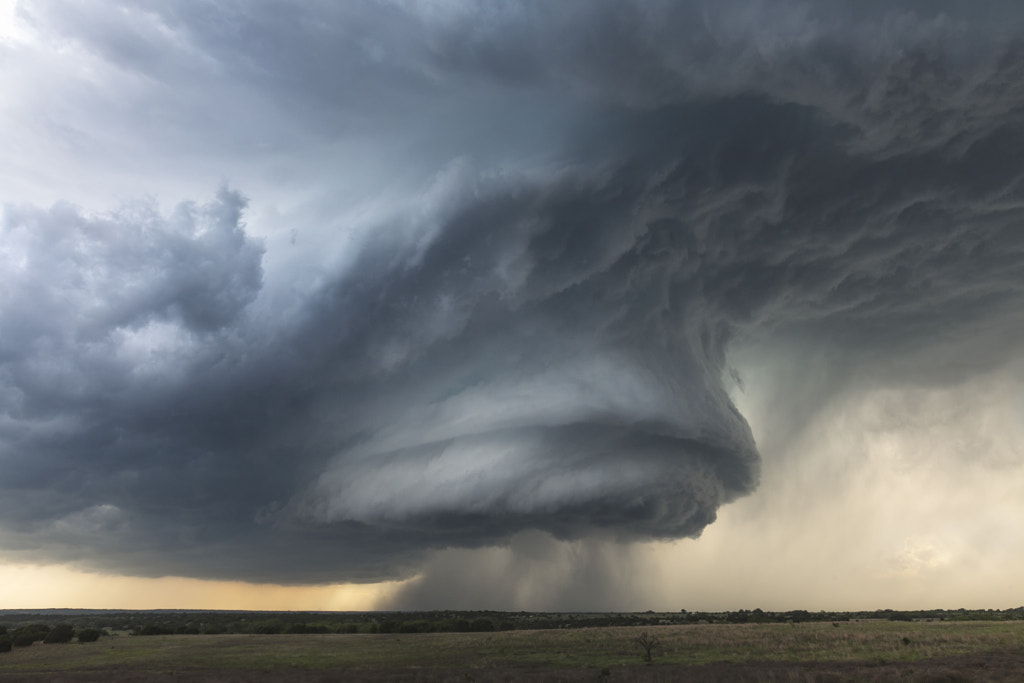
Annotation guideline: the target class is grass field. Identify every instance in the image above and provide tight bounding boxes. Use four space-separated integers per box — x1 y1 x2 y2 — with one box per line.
1 620 1022 681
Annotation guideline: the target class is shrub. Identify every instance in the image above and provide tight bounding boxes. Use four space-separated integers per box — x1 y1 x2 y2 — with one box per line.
253 621 284 634
44 624 76 644
0 636 11 653
77 628 102 643
398 620 433 633
12 633 37 647
11 624 50 647
135 625 173 636
439 619 473 632
469 618 494 632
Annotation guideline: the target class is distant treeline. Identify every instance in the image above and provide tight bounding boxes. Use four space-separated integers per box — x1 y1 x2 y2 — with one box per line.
1 607 1022 641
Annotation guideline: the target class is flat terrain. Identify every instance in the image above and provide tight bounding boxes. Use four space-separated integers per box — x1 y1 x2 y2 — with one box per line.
1 620 1022 681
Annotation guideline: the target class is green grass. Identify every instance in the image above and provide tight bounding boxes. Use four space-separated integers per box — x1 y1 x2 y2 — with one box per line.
0 621 1021 674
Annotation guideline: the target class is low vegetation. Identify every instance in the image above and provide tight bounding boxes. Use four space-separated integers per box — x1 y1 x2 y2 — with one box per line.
1 607 1021 639
0 610 1021 680
0 622 106 652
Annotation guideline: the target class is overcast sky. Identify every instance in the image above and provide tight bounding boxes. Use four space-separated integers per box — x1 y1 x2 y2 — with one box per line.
1 0 1023 611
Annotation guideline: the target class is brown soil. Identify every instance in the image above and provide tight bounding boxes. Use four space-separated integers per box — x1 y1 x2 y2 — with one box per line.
1 649 1022 683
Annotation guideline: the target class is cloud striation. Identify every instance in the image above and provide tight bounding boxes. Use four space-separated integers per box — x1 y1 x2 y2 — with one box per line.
1 0 1024 586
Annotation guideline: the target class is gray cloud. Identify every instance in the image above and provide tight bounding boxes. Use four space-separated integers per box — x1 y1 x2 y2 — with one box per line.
1 1 1024 590
388 531 654 611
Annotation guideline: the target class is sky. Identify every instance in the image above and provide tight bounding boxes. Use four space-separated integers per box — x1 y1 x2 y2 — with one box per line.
0 0 1023 612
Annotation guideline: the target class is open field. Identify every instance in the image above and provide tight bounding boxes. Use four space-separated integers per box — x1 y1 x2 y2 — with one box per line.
1 621 1023 681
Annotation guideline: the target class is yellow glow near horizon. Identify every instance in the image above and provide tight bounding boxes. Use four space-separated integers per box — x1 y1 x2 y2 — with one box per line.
0 564 408 611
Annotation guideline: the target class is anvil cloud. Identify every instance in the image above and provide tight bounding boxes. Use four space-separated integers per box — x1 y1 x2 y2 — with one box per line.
1 1 1023 591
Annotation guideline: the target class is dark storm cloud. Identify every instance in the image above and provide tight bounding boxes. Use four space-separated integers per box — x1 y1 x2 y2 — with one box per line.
2 0 1024 584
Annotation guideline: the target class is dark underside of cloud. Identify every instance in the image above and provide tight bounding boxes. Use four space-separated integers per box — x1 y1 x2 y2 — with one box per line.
2 0 1024 584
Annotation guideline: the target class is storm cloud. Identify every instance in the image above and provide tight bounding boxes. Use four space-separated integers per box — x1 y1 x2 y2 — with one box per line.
1 0 1024 588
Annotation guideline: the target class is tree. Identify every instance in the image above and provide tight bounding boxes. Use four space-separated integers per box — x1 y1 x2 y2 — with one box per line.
44 624 75 644
469 618 494 632
77 629 102 643
634 631 660 662
11 624 50 647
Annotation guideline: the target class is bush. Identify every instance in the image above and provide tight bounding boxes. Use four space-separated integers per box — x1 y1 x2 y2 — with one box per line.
12 633 36 647
0 636 11 653
469 618 494 632
253 620 284 634
44 624 76 644
11 624 50 647
77 628 102 643
135 625 173 636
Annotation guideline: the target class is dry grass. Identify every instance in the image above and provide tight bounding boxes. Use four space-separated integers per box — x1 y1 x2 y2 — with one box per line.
0 620 1020 677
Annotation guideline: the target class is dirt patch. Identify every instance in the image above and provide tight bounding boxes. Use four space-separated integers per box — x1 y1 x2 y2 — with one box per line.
1 650 1022 682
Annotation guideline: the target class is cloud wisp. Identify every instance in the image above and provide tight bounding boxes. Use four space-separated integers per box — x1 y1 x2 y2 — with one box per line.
1 1 1023 592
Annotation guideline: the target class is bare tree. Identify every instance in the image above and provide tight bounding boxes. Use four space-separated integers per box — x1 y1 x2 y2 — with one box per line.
634 630 660 662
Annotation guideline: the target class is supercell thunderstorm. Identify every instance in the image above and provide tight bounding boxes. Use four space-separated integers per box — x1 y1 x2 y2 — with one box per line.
1 1 1024 585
